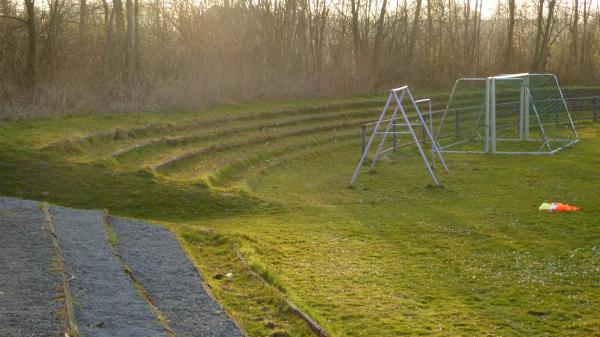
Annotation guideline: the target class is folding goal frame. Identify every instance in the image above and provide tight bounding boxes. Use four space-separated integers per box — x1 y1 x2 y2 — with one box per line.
350 86 448 186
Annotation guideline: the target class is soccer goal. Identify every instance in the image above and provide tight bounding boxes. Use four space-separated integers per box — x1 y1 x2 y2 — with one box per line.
436 73 579 154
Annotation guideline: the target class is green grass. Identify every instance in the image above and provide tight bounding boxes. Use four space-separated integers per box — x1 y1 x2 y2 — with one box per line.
0 90 599 336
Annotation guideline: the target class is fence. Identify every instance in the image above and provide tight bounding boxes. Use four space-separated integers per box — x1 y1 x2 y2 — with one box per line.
360 95 599 155
564 96 599 122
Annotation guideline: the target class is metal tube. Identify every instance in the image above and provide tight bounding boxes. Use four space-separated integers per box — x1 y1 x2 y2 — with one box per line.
549 139 579 154
350 93 394 185
429 100 434 167
397 91 441 186
519 82 525 140
455 108 460 137
422 115 427 144
361 125 366 156
524 76 530 140
484 78 490 153
406 87 449 173
527 89 551 151
439 138 471 149
374 131 413 135
436 79 461 138
492 73 529 79
393 124 398 153
594 96 598 122
550 74 578 140
491 78 496 153
369 92 404 171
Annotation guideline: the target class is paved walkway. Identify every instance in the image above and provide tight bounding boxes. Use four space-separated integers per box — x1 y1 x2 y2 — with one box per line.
0 197 244 337
0 198 62 337
112 217 244 337
51 206 167 337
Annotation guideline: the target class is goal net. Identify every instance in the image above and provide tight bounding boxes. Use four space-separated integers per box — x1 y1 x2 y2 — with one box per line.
436 73 578 154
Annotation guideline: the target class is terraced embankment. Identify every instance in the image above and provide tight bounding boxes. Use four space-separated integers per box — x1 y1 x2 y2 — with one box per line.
43 87 596 191
57 104 383 186
0 196 243 337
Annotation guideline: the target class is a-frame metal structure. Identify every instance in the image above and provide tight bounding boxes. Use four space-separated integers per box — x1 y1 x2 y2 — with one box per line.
350 86 448 186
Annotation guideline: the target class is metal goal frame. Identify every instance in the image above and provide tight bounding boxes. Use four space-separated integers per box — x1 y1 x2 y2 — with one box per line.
436 73 579 155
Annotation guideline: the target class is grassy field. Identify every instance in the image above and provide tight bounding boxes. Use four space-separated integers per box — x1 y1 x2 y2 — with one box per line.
1 89 599 336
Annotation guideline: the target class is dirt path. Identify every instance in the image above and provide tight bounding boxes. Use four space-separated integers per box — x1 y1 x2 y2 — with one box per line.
0 197 62 337
111 217 244 337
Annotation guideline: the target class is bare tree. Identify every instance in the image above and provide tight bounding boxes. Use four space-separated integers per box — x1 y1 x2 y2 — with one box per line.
24 0 36 88
126 0 136 87
406 0 422 67
505 0 515 71
350 0 362 68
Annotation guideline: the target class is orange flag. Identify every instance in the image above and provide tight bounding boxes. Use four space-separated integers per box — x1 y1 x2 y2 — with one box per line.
552 203 581 212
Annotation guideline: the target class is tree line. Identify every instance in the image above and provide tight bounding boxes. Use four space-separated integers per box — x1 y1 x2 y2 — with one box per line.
0 0 598 116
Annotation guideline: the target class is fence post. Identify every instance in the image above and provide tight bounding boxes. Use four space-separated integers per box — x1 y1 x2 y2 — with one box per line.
361 125 367 155
594 96 598 122
392 122 398 153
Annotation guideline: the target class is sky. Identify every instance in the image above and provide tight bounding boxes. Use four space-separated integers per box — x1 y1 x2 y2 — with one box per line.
481 1 498 18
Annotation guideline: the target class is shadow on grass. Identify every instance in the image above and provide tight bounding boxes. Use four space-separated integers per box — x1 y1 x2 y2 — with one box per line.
0 146 276 222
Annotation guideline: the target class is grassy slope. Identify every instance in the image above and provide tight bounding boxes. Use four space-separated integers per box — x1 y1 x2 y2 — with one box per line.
0 92 599 336
188 123 600 336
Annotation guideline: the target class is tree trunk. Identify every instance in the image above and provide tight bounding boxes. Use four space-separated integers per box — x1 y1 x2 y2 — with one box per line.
126 0 136 87
470 0 482 73
579 0 590 75
568 0 579 69
371 0 387 70
538 0 556 71
24 0 36 88
350 0 362 67
406 0 422 66
531 0 544 70
505 0 515 71
101 2 116 77
79 0 87 44
114 0 125 33
134 0 139 76
462 0 470 73
101 0 109 26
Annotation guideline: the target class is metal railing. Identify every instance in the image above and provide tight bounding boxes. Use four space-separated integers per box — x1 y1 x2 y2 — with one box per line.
360 95 599 155
564 96 598 122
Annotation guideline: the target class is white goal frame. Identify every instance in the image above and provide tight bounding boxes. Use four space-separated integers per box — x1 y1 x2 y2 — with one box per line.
436 73 579 155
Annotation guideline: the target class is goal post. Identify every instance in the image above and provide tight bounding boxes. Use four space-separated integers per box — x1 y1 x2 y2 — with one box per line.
436 73 578 155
